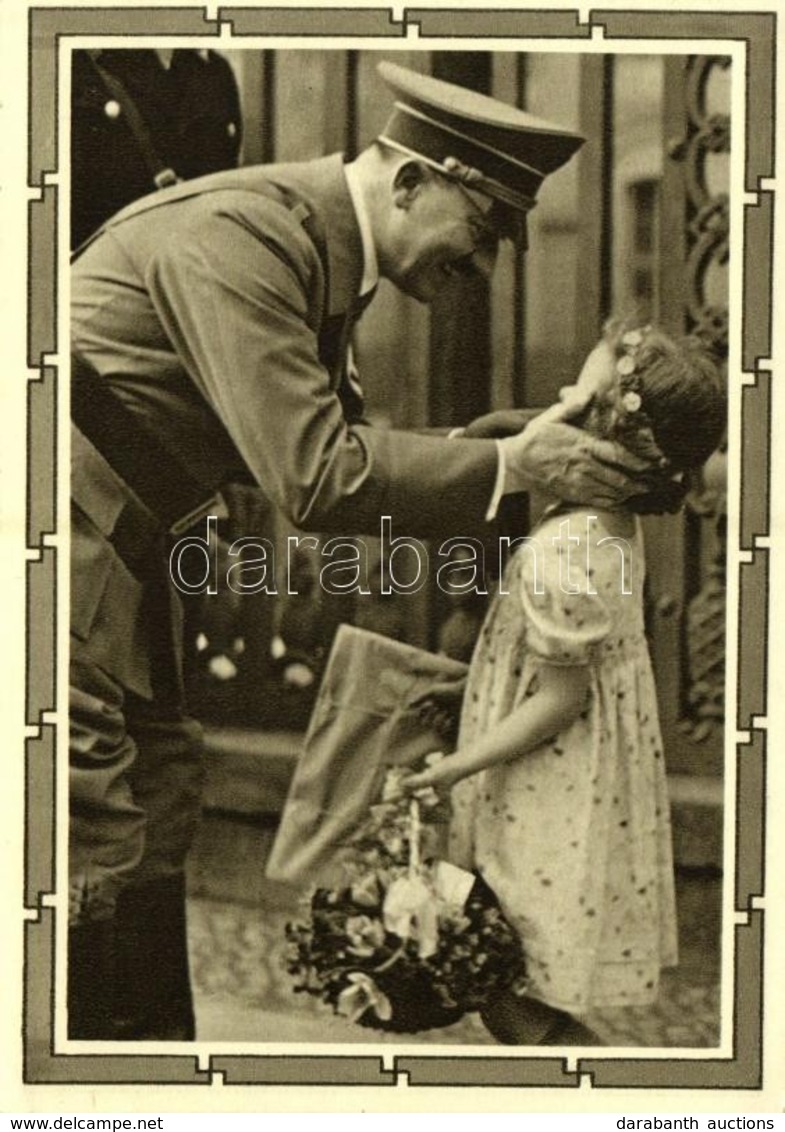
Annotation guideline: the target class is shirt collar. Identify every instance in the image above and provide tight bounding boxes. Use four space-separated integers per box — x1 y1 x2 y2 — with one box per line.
343 161 379 297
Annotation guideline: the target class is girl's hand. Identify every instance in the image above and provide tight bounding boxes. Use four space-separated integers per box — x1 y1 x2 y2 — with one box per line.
462 408 538 439
400 757 461 797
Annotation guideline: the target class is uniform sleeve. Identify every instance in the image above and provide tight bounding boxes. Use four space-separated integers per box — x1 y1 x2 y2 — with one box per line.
518 520 613 666
143 195 499 538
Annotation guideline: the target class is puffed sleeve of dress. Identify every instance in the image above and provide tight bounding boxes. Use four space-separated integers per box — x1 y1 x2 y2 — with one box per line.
517 512 615 666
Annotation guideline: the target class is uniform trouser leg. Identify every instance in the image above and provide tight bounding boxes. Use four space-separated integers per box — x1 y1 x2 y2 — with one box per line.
69 656 204 1040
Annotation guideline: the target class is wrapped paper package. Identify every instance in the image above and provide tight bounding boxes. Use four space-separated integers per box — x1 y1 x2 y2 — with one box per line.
265 625 467 885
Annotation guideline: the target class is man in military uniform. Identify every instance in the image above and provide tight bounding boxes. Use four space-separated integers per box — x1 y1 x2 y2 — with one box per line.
69 61 648 1040
71 48 242 249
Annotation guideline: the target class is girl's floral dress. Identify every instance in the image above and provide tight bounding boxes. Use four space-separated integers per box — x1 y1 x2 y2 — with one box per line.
449 507 678 1013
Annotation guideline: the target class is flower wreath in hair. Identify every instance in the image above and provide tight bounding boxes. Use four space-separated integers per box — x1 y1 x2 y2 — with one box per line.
604 323 688 515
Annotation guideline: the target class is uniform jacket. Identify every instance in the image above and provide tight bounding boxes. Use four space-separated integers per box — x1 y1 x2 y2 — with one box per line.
71 49 242 250
70 154 499 698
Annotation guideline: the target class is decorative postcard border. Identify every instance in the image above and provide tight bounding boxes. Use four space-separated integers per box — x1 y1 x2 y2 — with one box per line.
24 4 775 1091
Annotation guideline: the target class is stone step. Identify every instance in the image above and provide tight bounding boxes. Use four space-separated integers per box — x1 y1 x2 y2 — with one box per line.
201 726 301 816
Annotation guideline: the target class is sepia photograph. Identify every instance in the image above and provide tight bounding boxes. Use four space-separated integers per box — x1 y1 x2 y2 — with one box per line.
4 0 783 1113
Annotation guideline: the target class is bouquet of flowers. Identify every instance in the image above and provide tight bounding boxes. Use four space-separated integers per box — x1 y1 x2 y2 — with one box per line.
286 763 527 1033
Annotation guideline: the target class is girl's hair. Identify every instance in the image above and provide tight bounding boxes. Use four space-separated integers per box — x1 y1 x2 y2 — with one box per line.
585 317 727 515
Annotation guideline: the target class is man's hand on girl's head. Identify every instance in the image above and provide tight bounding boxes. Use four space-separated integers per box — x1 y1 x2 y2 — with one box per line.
499 395 655 510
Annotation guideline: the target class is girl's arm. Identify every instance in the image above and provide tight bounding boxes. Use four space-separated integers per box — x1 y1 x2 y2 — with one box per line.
402 662 590 793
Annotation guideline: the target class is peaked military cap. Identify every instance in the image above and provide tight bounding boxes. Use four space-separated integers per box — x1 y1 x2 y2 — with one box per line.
377 61 584 216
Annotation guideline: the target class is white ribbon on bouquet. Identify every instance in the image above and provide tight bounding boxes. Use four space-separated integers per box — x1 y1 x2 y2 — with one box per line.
382 800 475 959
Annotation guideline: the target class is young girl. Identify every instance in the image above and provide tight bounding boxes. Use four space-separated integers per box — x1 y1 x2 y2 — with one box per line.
402 319 726 1045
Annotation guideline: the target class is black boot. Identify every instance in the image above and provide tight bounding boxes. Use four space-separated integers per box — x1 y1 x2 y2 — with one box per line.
113 875 196 1040
67 875 195 1041
67 917 117 1039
